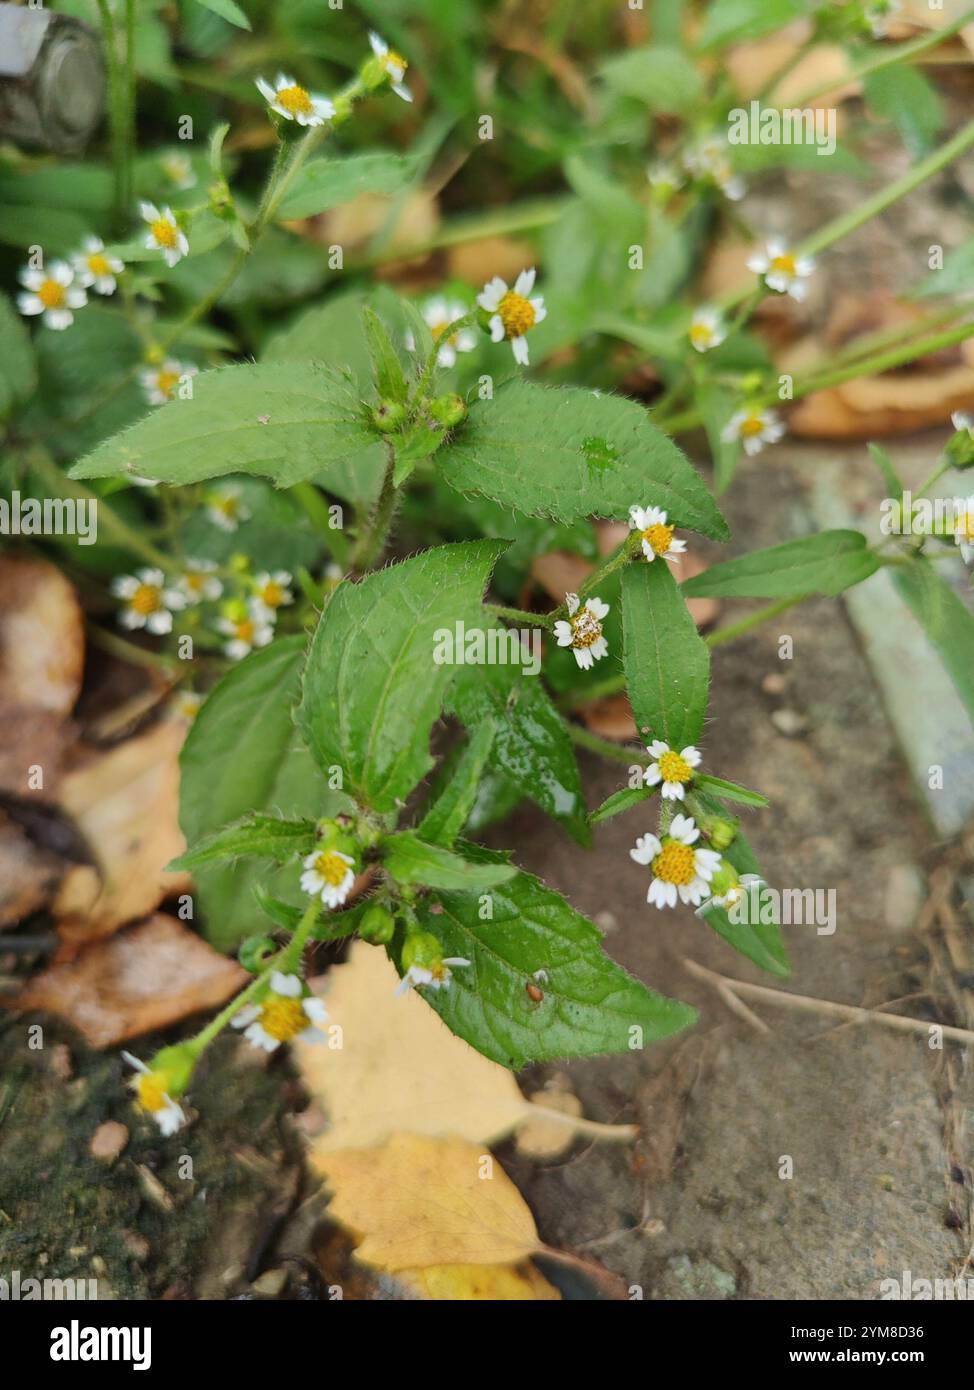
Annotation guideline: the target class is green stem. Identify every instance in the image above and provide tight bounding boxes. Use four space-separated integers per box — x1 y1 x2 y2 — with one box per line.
85 622 184 673
291 480 350 566
548 533 644 624
706 595 806 649
280 898 322 972
350 447 398 572
122 0 136 215
785 319 974 403
789 7 974 109
348 197 569 272
95 0 125 226
488 603 555 629
27 449 173 568
566 722 649 766
188 972 267 1056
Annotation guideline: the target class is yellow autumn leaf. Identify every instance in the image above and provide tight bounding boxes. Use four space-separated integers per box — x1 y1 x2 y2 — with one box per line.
316 1133 541 1271
396 1260 560 1301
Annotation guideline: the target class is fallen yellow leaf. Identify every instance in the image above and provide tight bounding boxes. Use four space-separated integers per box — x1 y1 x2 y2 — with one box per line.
316 1133 541 1271
396 1260 560 1300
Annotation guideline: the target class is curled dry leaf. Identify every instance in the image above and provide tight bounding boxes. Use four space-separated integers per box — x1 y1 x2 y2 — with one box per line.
51 719 192 942
9 913 247 1048
784 296 974 439
316 1132 541 1271
0 554 84 715
0 809 65 929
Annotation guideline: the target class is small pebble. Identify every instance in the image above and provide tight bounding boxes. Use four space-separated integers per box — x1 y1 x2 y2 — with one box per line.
89 1121 129 1163
761 672 787 696
770 708 808 737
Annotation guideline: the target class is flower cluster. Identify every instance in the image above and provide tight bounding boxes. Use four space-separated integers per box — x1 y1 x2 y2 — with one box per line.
111 551 297 661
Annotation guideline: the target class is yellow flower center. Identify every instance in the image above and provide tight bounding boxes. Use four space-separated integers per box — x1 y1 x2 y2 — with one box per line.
184 571 205 593
956 509 974 541
38 279 66 309
151 217 178 249
215 496 240 518
570 608 602 649
770 252 796 276
498 291 536 339
312 850 350 887
135 1073 169 1113
382 50 407 76
131 583 162 615
235 619 255 643
740 414 765 438
260 581 285 607
429 961 450 983
642 522 674 555
156 369 180 398
690 322 713 347
88 252 112 277
652 841 697 886
276 83 313 116
658 750 693 784
259 995 307 1042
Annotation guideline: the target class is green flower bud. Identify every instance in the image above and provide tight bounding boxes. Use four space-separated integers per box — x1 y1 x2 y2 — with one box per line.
401 931 443 973
371 400 407 433
946 424 974 471
150 1043 197 1098
359 903 396 944
239 935 277 973
428 394 467 429
708 862 740 901
693 808 739 851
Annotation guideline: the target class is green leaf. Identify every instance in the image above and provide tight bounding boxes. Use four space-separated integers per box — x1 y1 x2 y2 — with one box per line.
362 305 409 404
276 152 420 220
381 831 517 891
698 382 740 495
254 885 366 941
180 636 350 950
700 0 806 48
436 379 728 538
868 442 903 502
70 363 384 489
894 558 974 729
590 783 656 825
194 0 252 29
419 721 497 845
622 560 710 749
169 814 317 871
864 66 944 158
447 644 590 845
598 45 704 114
682 530 880 599
695 774 769 808
0 292 37 417
297 541 508 813
413 854 696 1068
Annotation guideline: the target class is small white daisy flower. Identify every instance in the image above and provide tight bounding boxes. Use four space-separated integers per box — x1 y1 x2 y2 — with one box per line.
951 497 974 563
160 151 196 190
121 1051 186 1136
206 485 251 532
405 297 477 367
747 239 815 301
176 559 222 605
553 592 610 671
865 0 901 37
628 505 688 564
396 958 471 995
140 202 189 267
721 406 786 456
477 269 547 366
643 740 702 802
72 236 124 296
630 814 722 909
17 260 87 330
698 874 765 915
232 972 328 1052
253 570 294 614
684 136 745 202
111 568 185 635
171 690 203 723
689 306 727 353
368 32 413 102
300 848 356 909
216 604 274 661
255 73 335 126
951 411 973 436
140 358 196 406
647 162 682 196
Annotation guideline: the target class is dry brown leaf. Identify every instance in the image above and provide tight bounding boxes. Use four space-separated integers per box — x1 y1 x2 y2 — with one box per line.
448 235 539 289
783 296 974 439
396 1259 560 1300
10 913 247 1047
316 1132 541 1271
900 0 974 58
0 702 76 798
305 189 439 258
727 25 858 105
0 554 84 715
51 719 191 942
298 942 532 1152
0 809 64 929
